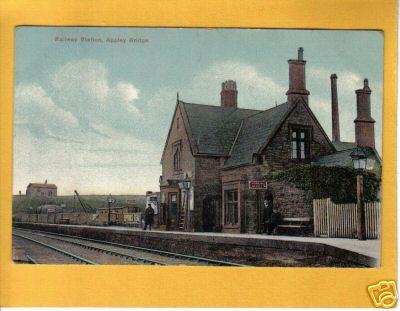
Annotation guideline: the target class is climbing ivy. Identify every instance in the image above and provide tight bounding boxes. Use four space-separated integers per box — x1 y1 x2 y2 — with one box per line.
266 165 381 204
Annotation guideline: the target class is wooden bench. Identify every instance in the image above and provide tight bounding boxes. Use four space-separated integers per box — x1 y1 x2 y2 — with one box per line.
277 217 313 236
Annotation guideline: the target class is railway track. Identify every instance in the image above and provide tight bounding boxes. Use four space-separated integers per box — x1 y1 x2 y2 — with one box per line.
13 228 249 266
13 233 97 264
26 254 38 264
13 230 166 265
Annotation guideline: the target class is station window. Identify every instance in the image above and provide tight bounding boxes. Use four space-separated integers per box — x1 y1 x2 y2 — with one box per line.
290 127 310 160
173 141 182 171
173 148 181 170
224 190 238 225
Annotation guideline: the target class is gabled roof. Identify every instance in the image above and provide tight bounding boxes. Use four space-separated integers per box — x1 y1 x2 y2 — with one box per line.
181 102 260 155
27 183 57 189
224 103 289 168
162 99 335 169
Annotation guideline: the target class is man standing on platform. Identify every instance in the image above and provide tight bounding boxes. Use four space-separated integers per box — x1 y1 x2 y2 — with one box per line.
143 204 155 230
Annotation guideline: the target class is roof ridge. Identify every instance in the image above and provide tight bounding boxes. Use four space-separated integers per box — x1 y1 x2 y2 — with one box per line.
242 102 288 121
181 101 262 112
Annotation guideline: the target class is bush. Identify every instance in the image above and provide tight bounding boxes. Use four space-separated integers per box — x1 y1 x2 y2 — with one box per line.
266 165 380 204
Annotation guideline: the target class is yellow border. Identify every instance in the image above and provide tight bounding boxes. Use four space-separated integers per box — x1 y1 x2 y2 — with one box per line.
0 0 397 307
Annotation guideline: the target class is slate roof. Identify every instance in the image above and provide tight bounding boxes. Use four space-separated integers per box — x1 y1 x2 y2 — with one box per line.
312 149 354 168
176 100 380 172
182 102 261 155
178 101 290 168
224 103 289 168
332 141 357 152
27 183 57 189
313 146 381 172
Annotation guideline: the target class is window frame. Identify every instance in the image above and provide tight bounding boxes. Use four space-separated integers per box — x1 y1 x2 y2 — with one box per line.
224 189 239 226
289 125 312 161
172 141 182 171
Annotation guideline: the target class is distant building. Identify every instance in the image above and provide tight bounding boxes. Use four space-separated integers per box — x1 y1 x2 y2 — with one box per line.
26 180 57 198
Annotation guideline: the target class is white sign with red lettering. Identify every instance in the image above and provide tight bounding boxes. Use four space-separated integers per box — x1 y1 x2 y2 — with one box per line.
248 180 267 190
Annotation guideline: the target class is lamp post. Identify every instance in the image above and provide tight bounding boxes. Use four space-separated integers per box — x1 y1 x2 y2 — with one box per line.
107 193 113 225
178 179 192 231
350 147 376 240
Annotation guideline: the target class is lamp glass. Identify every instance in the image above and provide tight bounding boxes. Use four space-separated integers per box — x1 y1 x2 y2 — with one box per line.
352 158 360 170
366 157 376 171
359 158 367 170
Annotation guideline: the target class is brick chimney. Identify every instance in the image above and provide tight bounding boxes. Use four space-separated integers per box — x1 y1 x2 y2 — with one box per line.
221 80 238 108
286 47 310 109
354 79 375 148
330 74 340 142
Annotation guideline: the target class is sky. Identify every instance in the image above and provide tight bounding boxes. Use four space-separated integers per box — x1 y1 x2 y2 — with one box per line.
13 27 383 195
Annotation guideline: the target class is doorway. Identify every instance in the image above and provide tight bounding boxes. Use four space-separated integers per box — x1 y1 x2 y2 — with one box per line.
168 193 178 229
203 196 219 232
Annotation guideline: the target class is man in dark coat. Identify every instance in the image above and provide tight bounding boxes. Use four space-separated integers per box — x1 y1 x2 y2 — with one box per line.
269 209 282 235
143 204 155 230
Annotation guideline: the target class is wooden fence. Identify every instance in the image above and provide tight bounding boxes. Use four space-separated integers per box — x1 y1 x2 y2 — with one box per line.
313 198 380 239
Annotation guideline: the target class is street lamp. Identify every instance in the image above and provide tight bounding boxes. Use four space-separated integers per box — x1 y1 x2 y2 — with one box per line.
350 147 376 240
178 180 191 190
107 193 113 225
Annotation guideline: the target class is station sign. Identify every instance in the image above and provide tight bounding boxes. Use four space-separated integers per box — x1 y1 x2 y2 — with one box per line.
47 207 55 213
248 180 267 190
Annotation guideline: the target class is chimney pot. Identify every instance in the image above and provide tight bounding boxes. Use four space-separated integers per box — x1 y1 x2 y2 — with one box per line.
354 78 375 148
298 47 304 61
220 80 238 108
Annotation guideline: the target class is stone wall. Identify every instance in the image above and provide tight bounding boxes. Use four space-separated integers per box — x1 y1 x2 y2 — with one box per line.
263 102 334 171
220 102 335 233
161 103 196 183
193 156 223 231
12 223 375 267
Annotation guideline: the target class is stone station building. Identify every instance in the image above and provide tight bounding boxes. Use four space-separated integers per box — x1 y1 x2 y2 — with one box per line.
159 48 380 234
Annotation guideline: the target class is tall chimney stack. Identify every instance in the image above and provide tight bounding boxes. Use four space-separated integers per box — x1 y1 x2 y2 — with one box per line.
330 74 340 142
286 47 310 110
220 80 238 108
354 78 375 148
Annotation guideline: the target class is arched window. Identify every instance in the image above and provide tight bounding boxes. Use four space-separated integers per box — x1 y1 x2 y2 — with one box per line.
174 148 181 170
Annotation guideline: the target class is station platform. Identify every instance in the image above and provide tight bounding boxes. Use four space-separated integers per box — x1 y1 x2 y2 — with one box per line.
13 222 380 267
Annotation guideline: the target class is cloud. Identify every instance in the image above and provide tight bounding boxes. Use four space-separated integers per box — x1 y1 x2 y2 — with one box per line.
185 61 286 108
14 84 79 142
13 60 163 194
52 58 110 102
50 59 141 123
